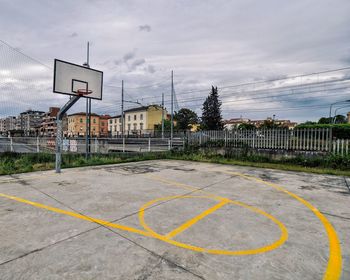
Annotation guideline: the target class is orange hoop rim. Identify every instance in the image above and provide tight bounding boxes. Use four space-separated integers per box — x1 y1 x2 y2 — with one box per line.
76 89 93 96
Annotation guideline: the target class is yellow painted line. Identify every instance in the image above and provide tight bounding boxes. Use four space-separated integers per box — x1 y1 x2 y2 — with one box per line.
0 192 150 237
222 171 342 280
0 174 289 257
165 200 228 239
138 195 288 255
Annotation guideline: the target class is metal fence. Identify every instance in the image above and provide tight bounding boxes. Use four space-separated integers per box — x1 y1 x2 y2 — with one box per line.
187 128 350 155
1 128 350 156
0 136 184 154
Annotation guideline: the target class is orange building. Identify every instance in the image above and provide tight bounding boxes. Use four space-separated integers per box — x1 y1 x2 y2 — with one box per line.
99 115 111 137
67 112 100 137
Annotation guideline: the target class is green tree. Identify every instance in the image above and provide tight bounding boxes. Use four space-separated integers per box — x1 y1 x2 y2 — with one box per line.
238 123 256 130
260 120 280 129
318 117 332 124
154 119 173 132
201 86 223 130
297 121 316 126
333 115 347 124
174 108 199 130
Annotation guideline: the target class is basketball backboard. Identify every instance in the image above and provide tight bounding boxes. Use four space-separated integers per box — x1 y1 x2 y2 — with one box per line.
53 59 103 100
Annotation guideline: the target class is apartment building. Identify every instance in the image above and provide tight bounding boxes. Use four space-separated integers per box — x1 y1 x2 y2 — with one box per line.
40 107 68 137
0 118 5 134
20 110 45 136
67 113 100 137
108 105 167 136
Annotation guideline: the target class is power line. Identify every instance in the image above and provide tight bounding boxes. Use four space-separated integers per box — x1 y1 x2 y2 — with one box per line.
0 39 52 69
175 85 350 106
121 75 350 104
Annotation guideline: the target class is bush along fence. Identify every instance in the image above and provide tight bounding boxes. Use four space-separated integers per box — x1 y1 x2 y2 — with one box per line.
186 128 350 156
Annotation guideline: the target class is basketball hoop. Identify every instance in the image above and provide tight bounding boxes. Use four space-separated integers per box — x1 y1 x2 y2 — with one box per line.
76 89 93 96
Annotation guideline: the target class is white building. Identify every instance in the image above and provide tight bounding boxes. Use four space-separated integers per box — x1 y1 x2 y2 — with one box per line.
108 105 166 136
108 115 121 137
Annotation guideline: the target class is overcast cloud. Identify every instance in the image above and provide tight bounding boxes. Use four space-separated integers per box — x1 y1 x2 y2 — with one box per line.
0 0 350 121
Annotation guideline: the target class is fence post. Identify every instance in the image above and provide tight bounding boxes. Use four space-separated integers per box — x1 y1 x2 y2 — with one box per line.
10 136 14 152
328 127 332 153
36 136 40 153
148 137 151 152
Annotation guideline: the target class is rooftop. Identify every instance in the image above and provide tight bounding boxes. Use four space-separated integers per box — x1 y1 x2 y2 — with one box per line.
68 112 100 117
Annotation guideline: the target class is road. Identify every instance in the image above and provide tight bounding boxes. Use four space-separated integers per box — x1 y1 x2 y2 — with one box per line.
0 136 37 153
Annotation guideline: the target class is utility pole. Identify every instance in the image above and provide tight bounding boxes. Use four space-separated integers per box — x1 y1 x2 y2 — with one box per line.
121 80 125 152
161 93 164 139
84 41 90 159
170 70 174 147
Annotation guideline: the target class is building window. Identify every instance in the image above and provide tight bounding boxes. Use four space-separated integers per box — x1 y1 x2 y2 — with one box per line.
109 119 112 124
114 125 117 131
140 123 143 130
80 118 83 123
133 123 137 130
134 115 137 121
127 124 131 131
128 115 131 122
101 121 104 126
93 118 96 124
140 114 143 120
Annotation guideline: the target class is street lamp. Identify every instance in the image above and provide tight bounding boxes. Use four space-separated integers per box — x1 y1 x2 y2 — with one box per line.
329 100 350 119
333 104 350 124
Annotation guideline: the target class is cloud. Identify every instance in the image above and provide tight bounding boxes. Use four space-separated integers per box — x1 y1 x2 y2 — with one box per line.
69 32 78 37
1 0 350 122
129 58 146 71
114 59 121 65
146 65 156 73
139 24 151 32
123 51 136 62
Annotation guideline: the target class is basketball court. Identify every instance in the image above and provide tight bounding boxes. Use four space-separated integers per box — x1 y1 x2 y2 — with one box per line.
0 160 348 279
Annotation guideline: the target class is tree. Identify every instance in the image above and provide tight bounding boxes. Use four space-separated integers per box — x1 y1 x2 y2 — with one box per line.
318 117 332 124
154 119 173 132
260 120 279 129
201 86 223 130
174 108 199 130
333 115 347 124
238 123 256 130
297 121 316 126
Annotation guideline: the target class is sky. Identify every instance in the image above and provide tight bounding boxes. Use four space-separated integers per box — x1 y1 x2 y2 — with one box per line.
1 0 350 122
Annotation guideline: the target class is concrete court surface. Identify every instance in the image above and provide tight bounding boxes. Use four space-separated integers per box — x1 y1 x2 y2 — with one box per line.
0 160 349 280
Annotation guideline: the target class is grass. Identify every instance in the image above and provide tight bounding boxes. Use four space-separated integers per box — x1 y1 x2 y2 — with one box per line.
0 152 169 175
167 153 350 176
1 150 350 177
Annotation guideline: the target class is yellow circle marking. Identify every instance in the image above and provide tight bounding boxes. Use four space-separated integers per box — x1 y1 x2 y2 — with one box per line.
139 195 288 255
221 171 342 280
